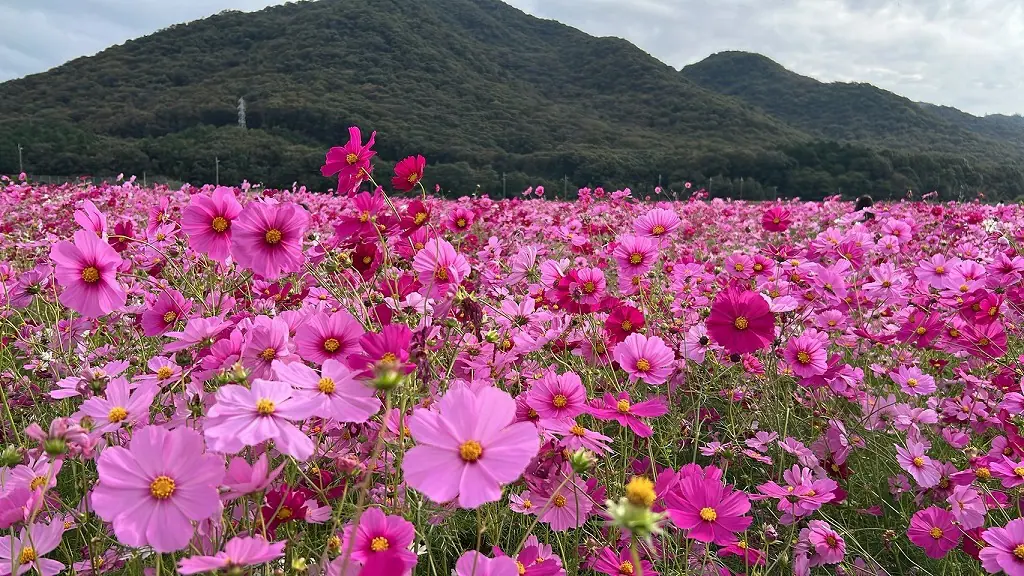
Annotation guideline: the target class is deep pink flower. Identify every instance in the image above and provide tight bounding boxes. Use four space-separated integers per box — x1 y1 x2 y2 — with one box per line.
347 324 415 378
907 506 960 558
92 427 224 553
230 200 309 280
412 238 470 298
141 289 192 336
181 186 243 261
980 518 1024 576
589 392 667 438
761 205 792 231
294 310 365 365
665 473 752 544
783 330 829 378
0 521 64 576
205 379 316 460
445 207 475 232
241 316 293 380
403 385 539 508
527 371 588 420
592 546 657 576
339 507 417 574
634 207 679 240
392 155 426 192
272 359 380 422
806 520 846 564
178 536 286 574
604 305 645 344
613 333 674 385
613 234 658 277
706 287 775 355
50 229 126 318
321 126 376 196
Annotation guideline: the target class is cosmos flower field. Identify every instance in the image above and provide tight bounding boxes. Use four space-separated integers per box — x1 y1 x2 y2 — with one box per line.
2 132 1024 576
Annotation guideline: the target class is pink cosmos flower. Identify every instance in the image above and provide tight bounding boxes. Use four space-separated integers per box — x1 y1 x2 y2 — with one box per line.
634 207 679 240
403 385 540 508
241 316 294 380
180 186 243 261
527 371 588 420
948 485 986 529
230 201 310 280
178 536 286 574
321 126 376 196
294 310 365 365
74 199 107 237
141 289 192 336
50 229 126 318
164 316 233 353
445 207 475 232
706 287 775 355
907 506 960 558
205 379 316 460
613 333 675 384
806 520 846 564
347 324 415 378
92 427 224 553
272 359 380 422
533 472 592 531
392 155 426 192
980 518 1024 575
665 473 752 544
613 234 658 277
222 453 285 501
412 238 470 298
339 507 417 575
891 365 937 396
76 378 157 434
0 521 64 576
546 419 612 454
589 392 667 438
783 330 829 378
592 547 657 576
895 441 940 488
762 205 792 231
455 551 519 576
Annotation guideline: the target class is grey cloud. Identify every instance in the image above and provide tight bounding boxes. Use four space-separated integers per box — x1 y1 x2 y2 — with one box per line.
1 0 1022 115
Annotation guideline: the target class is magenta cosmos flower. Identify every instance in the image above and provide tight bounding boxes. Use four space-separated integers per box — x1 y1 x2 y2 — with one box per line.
92 426 224 553
634 207 679 240
403 385 540 508
347 323 415 378
272 359 380 423
321 126 376 195
907 506 960 559
665 473 752 544
981 518 1024 576
178 536 286 574
895 441 940 488
783 330 828 378
805 520 845 564
339 507 417 574
141 289 192 337
589 392 667 438
613 234 658 278
455 551 519 576
891 365 937 396
392 155 426 192
230 200 310 280
412 238 470 298
0 521 64 576
294 310 365 365
205 379 316 461
50 229 126 318
761 205 792 232
526 371 588 420
76 378 157 434
180 186 243 262
613 333 675 384
706 287 775 355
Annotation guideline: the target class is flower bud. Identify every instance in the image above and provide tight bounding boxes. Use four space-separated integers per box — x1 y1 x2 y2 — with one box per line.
568 449 596 474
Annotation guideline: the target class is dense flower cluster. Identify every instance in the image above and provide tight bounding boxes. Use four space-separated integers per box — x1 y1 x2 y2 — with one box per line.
2 132 1024 575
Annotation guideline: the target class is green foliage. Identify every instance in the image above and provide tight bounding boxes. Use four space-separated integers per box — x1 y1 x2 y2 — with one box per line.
2 1 1024 199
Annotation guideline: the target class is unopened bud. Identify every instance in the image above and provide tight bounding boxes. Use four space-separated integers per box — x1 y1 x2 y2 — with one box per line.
43 438 67 457
568 449 596 474
0 446 21 467
372 368 404 391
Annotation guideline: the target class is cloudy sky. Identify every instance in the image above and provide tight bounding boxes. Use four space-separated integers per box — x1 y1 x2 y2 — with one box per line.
2 0 1022 116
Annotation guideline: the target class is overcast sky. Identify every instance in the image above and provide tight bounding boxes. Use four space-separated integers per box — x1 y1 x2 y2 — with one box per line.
2 0 1022 116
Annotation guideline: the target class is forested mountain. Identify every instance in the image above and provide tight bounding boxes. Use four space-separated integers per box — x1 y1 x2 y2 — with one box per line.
2 0 1024 199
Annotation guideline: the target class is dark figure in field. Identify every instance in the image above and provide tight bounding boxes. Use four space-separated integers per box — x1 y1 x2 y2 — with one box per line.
855 195 875 221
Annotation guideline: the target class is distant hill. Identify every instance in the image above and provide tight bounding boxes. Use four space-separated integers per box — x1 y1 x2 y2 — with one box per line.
2 1 1023 199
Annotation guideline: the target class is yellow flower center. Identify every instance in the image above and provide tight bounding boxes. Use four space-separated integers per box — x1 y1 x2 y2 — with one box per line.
358 211 370 223
81 266 100 283
625 476 656 508
107 406 128 423
149 475 176 500
323 338 341 352
318 378 336 394
157 366 174 380
929 527 943 539
912 456 925 467
28 476 46 491
552 394 568 408
621 320 633 332
407 172 419 183
618 560 635 575
370 537 389 552
935 266 945 274
734 316 749 330
651 225 666 236
628 253 643 265
617 399 631 413
381 352 398 365
552 494 567 508
1015 544 1024 560
459 440 483 462
570 424 586 437
773 217 781 224
796 351 811 364
906 378 918 387
976 467 991 479
635 358 651 372
258 347 277 361
346 153 359 165
1014 467 1024 478
915 326 927 335
256 399 276 415
734 263 745 272
18 547 36 565
522 499 533 509
162 311 177 324
825 535 838 547
327 535 341 551
211 216 229 232
583 281 596 293
456 218 467 228
517 561 527 575
276 507 292 520
699 507 717 522
264 229 283 245
414 212 428 225
435 267 450 281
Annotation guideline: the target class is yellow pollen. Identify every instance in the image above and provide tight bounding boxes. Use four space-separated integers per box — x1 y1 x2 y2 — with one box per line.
434 267 450 281
258 347 277 361
935 266 945 274
737 540 748 549
156 366 174 380
651 224 666 236
915 326 927 335
979 337 991 346
754 263 764 272
149 475 175 500
552 494 567 508
107 406 128 423
734 263 745 272
380 352 398 365
805 490 816 497
912 456 925 467
1015 544 1024 560
617 399 631 413
345 153 359 165
734 316 749 330
699 507 717 522
81 266 100 283
362 256 372 264
28 476 46 491
977 467 992 479
907 378 918 387
276 507 293 521
636 358 651 372
327 535 341 551
17 547 35 565
621 320 633 332
318 377 336 394
211 216 229 232
256 399 275 415
625 476 656 508
929 527 943 539
552 394 568 408
407 172 419 183
414 212 428 225
323 338 341 352
156 233 166 241
456 218 467 228
264 229 283 245
517 561 526 575
459 440 483 462
522 499 533 509
796 351 811 364
570 424 586 437
583 281 596 293
1014 467 1024 478
772 217 781 224
162 311 177 324
825 535 838 547
629 253 643 265
618 560 635 575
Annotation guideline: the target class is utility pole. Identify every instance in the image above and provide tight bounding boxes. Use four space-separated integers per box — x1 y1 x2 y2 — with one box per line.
17 143 23 174
502 172 506 198
215 157 220 186
563 175 568 198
